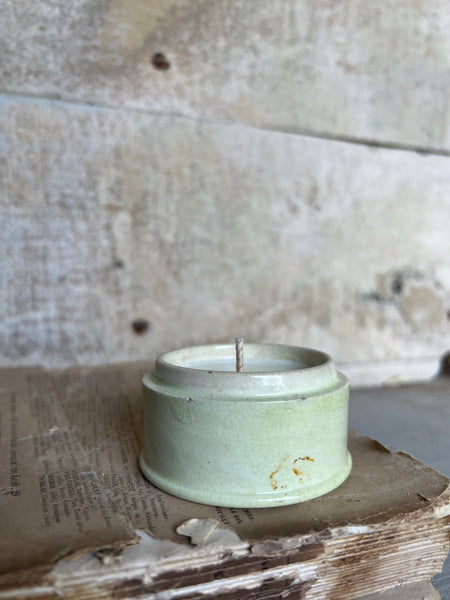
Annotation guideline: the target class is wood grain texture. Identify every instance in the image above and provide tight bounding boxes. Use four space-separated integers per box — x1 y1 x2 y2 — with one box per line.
1 96 449 367
1 0 450 150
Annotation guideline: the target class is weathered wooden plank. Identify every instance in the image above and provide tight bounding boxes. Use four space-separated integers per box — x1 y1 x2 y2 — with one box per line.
1 0 450 150
1 95 449 367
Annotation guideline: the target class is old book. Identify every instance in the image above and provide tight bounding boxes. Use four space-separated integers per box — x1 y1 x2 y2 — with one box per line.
357 581 442 600
0 364 449 599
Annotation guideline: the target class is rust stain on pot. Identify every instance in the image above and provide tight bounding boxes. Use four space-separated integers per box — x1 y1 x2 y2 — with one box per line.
295 456 314 463
269 456 288 490
293 468 302 476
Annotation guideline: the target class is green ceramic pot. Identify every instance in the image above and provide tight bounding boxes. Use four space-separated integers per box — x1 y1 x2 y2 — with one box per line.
140 343 351 508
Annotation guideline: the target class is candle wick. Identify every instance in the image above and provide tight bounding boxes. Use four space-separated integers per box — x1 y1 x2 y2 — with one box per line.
235 337 244 372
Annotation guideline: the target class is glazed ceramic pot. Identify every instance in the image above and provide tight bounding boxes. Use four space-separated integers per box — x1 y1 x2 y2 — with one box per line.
140 343 351 508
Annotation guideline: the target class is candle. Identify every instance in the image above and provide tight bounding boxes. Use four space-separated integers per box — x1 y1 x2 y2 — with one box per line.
140 343 351 508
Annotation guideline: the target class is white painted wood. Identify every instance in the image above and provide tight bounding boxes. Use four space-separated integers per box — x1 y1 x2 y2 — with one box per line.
1 95 449 368
1 0 450 150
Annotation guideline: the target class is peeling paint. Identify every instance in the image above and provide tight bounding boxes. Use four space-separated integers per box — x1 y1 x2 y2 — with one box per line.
176 518 244 547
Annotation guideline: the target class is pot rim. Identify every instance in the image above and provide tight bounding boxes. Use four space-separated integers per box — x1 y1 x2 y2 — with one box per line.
148 343 344 397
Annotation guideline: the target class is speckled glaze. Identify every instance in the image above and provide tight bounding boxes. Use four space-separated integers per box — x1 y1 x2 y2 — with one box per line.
140 343 351 508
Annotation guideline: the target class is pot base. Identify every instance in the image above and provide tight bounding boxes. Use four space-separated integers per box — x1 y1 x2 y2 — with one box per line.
139 450 352 508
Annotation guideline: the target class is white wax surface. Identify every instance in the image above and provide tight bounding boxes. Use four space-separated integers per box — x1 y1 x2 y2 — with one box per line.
182 357 305 372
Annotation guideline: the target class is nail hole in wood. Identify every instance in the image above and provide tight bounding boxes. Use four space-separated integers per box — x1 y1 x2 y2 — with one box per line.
151 52 170 71
131 319 150 334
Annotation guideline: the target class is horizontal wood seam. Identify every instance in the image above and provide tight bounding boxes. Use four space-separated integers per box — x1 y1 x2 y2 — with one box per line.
1 90 450 159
